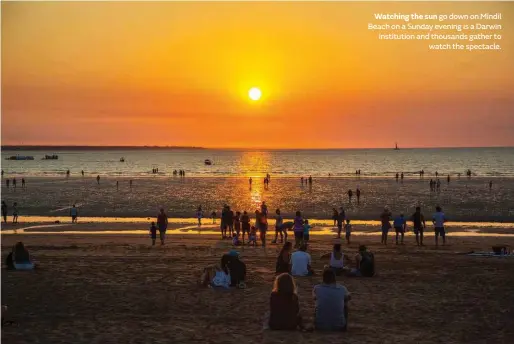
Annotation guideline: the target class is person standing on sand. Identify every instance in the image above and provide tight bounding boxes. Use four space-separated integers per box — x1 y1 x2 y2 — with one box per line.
301 177 304 185
272 208 285 244
12 178 16 189
96 175 100 185
149 222 157 246
356 188 361 204
308 176 313 184
130 180 133 189
293 211 304 248
411 206 426 246
401 172 404 181
70 205 78 224
249 177 252 187
81 170 84 177
6 179 10 189
241 211 250 243
2 201 8 224
21 178 26 189
380 206 392 245
196 206 203 226
332 208 339 226
116 181 119 190
234 211 241 237
336 207 345 239
395 173 399 181
157 208 168 245
432 206 447 247
393 214 406 245
489 181 493 190
348 189 353 203
66 169 70 178
12 202 19 224
447 174 450 184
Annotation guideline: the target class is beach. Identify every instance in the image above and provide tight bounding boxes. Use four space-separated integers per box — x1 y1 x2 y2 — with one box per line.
2 176 514 222
2 232 514 344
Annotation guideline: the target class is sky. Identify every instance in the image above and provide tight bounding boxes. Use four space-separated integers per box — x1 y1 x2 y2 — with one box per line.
2 1 514 148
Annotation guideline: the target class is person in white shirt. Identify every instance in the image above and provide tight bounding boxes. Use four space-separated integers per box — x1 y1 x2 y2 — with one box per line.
432 206 447 246
291 244 315 276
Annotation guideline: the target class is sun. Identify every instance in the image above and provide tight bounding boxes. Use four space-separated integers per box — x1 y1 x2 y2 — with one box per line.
248 87 262 101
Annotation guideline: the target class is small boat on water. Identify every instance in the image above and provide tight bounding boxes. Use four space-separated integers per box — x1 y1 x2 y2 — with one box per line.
42 154 59 160
120 157 125 162
5 155 34 161
204 159 212 165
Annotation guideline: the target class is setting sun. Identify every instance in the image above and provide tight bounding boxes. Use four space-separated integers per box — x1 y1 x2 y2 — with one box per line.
248 87 262 101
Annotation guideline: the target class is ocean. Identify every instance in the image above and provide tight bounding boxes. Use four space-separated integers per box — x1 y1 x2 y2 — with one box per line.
2 147 514 178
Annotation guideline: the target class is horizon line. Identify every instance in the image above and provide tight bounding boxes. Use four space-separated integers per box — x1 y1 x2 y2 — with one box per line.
2 145 513 151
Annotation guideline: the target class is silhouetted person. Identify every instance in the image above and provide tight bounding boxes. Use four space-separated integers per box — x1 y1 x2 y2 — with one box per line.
348 189 353 203
356 188 361 204
489 180 493 190
308 176 313 184
21 178 25 188
447 175 450 184
12 178 16 189
1 201 7 224
116 181 119 190
6 179 10 188
66 169 70 177
96 175 100 185
130 180 133 188
81 170 84 177
395 173 399 181
400 172 404 180
249 177 252 186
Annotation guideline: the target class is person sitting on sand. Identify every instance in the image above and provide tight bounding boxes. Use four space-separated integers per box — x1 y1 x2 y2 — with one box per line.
149 222 158 246
248 226 258 246
222 250 246 288
268 273 304 330
291 244 314 276
211 264 231 289
313 268 351 331
157 208 168 245
321 244 348 276
349 245 375 277
232 233 241 246
276 242 292 274
6 242 35 270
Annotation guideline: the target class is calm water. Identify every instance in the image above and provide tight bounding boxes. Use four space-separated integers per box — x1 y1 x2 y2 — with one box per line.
2 147 514 177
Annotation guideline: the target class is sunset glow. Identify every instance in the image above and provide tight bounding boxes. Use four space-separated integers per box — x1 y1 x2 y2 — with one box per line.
1 1 513 148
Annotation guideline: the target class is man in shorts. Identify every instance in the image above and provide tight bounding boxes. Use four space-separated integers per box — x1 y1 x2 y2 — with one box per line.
393 213 406 245
432 206 447 246
70 204 78 224
411 206 426 246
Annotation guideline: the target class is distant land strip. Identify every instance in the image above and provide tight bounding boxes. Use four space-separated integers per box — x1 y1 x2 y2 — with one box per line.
1 145 206 151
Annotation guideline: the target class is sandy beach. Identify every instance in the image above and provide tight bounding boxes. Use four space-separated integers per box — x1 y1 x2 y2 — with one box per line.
2 231 514 344
2 176 514 222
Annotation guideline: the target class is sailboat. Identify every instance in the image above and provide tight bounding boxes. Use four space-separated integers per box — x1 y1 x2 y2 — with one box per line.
394 142 399 150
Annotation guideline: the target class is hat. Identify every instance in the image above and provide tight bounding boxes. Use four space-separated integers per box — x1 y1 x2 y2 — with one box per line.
228 250 239 257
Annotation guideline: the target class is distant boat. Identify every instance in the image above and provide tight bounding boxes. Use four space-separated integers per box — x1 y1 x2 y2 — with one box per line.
120 157 125 162
204 159 212 165
42 154 59 160
5 155 34 160
394 142 400 150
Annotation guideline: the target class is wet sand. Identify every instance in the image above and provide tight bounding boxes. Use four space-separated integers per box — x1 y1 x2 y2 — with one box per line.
2 176 514 221
2 233 514 344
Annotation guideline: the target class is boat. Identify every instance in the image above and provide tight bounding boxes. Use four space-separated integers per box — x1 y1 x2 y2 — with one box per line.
42 154 59 160
120 157 125 162
204 159 212 165
5 155 34 160
394 142 400 150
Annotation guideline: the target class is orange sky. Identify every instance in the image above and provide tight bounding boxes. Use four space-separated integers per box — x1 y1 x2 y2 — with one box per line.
2 1 513 148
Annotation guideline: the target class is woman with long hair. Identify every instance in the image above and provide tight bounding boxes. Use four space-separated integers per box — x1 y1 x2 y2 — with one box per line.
276 242 292 274
269 273 303 330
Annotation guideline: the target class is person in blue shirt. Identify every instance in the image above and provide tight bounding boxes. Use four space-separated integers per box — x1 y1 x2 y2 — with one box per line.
303 219 311 243
393 214 407 245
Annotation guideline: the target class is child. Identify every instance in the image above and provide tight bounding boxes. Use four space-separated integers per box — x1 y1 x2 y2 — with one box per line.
344 219 352 245
248 226 257 246
303 219 311 243
232 233 241 246
211 211 217 224
149 221 157 246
